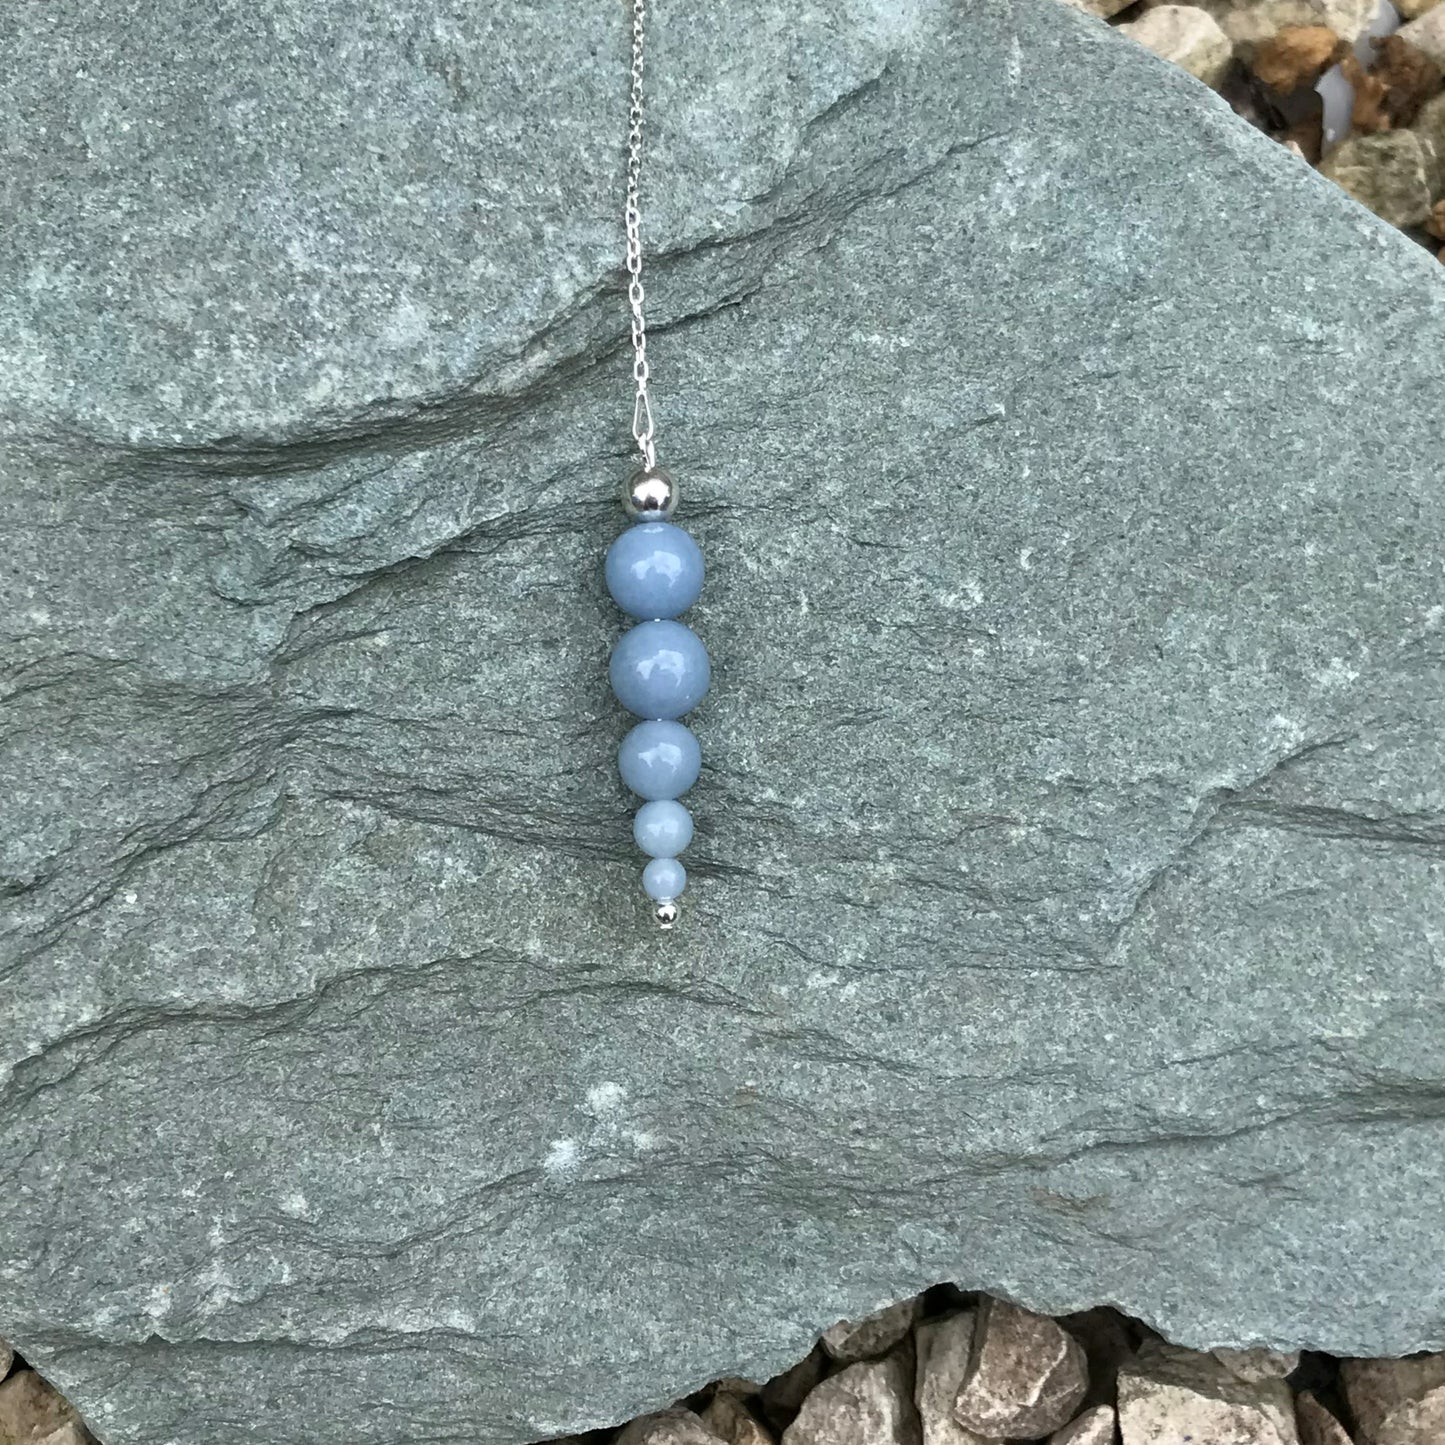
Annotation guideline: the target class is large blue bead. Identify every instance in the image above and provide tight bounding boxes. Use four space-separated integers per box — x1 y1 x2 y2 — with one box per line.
634 800 693 857
618 720 701 800
605 522 704 620
609 620 710 720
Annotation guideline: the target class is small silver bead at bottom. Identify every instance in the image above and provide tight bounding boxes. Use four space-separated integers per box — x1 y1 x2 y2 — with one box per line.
654 900 680 929
623 465 677 520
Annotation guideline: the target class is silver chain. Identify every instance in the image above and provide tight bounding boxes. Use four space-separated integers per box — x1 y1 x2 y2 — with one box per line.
625 0 656 471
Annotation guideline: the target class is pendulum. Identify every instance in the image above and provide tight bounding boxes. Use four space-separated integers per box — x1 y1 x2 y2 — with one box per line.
607 0 708 929
608 484 707 929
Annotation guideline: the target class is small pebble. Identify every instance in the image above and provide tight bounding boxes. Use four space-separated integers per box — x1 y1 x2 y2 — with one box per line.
1365 33 1443 126
702 1392 774 1445
617 1409 728 1445
1120 5 1236 88
1212 1348 1302 1383
1318 128 1435 225
0 1370 87 1445
953 1297 1088 1439
1050 1404 1117 1445
914 1312 993 1445
821 1298 919 1363
1199 0 1378 58
1118 1341 1297 1445
1342 1353 1445 1445
1253 24 1345 88
782 1354 916 1445
1398 1 1445 64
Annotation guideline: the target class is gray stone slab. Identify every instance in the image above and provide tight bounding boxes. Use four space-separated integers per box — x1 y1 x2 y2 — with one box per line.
2 0 1444 1442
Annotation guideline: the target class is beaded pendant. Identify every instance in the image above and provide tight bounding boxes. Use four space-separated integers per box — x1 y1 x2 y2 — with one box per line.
607 466 707 928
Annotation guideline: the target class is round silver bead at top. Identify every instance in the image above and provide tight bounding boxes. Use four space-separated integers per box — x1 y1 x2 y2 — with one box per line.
622 465 677 521
654 900 680 929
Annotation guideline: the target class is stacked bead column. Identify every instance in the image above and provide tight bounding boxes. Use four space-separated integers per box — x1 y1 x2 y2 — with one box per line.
607 466 708 928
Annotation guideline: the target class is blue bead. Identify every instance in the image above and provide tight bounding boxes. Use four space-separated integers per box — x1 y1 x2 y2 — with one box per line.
609 619 710 720
605 521 704 620
633 799 693 857
618 720 701 800
642 856 687 901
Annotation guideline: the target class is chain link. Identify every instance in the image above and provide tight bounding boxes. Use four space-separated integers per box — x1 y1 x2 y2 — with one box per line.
625 0 657 471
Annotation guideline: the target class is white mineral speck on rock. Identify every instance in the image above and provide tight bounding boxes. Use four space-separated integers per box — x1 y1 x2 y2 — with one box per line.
543 1138 580 1177
586 1081 628 1116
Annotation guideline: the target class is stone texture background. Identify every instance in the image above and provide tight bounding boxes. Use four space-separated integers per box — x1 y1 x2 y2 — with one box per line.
1 0 1444 1442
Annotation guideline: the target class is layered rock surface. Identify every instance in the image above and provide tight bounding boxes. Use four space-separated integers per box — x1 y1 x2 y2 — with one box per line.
2 0 1445 1443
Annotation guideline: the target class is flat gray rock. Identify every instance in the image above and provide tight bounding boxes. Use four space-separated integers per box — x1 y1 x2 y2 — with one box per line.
2 0 1444 1443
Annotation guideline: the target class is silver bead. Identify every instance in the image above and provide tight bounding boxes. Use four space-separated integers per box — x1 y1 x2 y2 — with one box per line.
623 466 677 521
654 899 680 929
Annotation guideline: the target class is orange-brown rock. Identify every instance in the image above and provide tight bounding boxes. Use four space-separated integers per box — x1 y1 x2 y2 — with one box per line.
1252 25 1345 90
1341 52 1395 131
1370 34 1445 126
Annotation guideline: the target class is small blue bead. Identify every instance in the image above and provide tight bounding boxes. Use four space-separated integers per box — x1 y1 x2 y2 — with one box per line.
642 856 687 901
618 720 701 800
609 619 710 720
633 799 693 858
605 521 704 620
